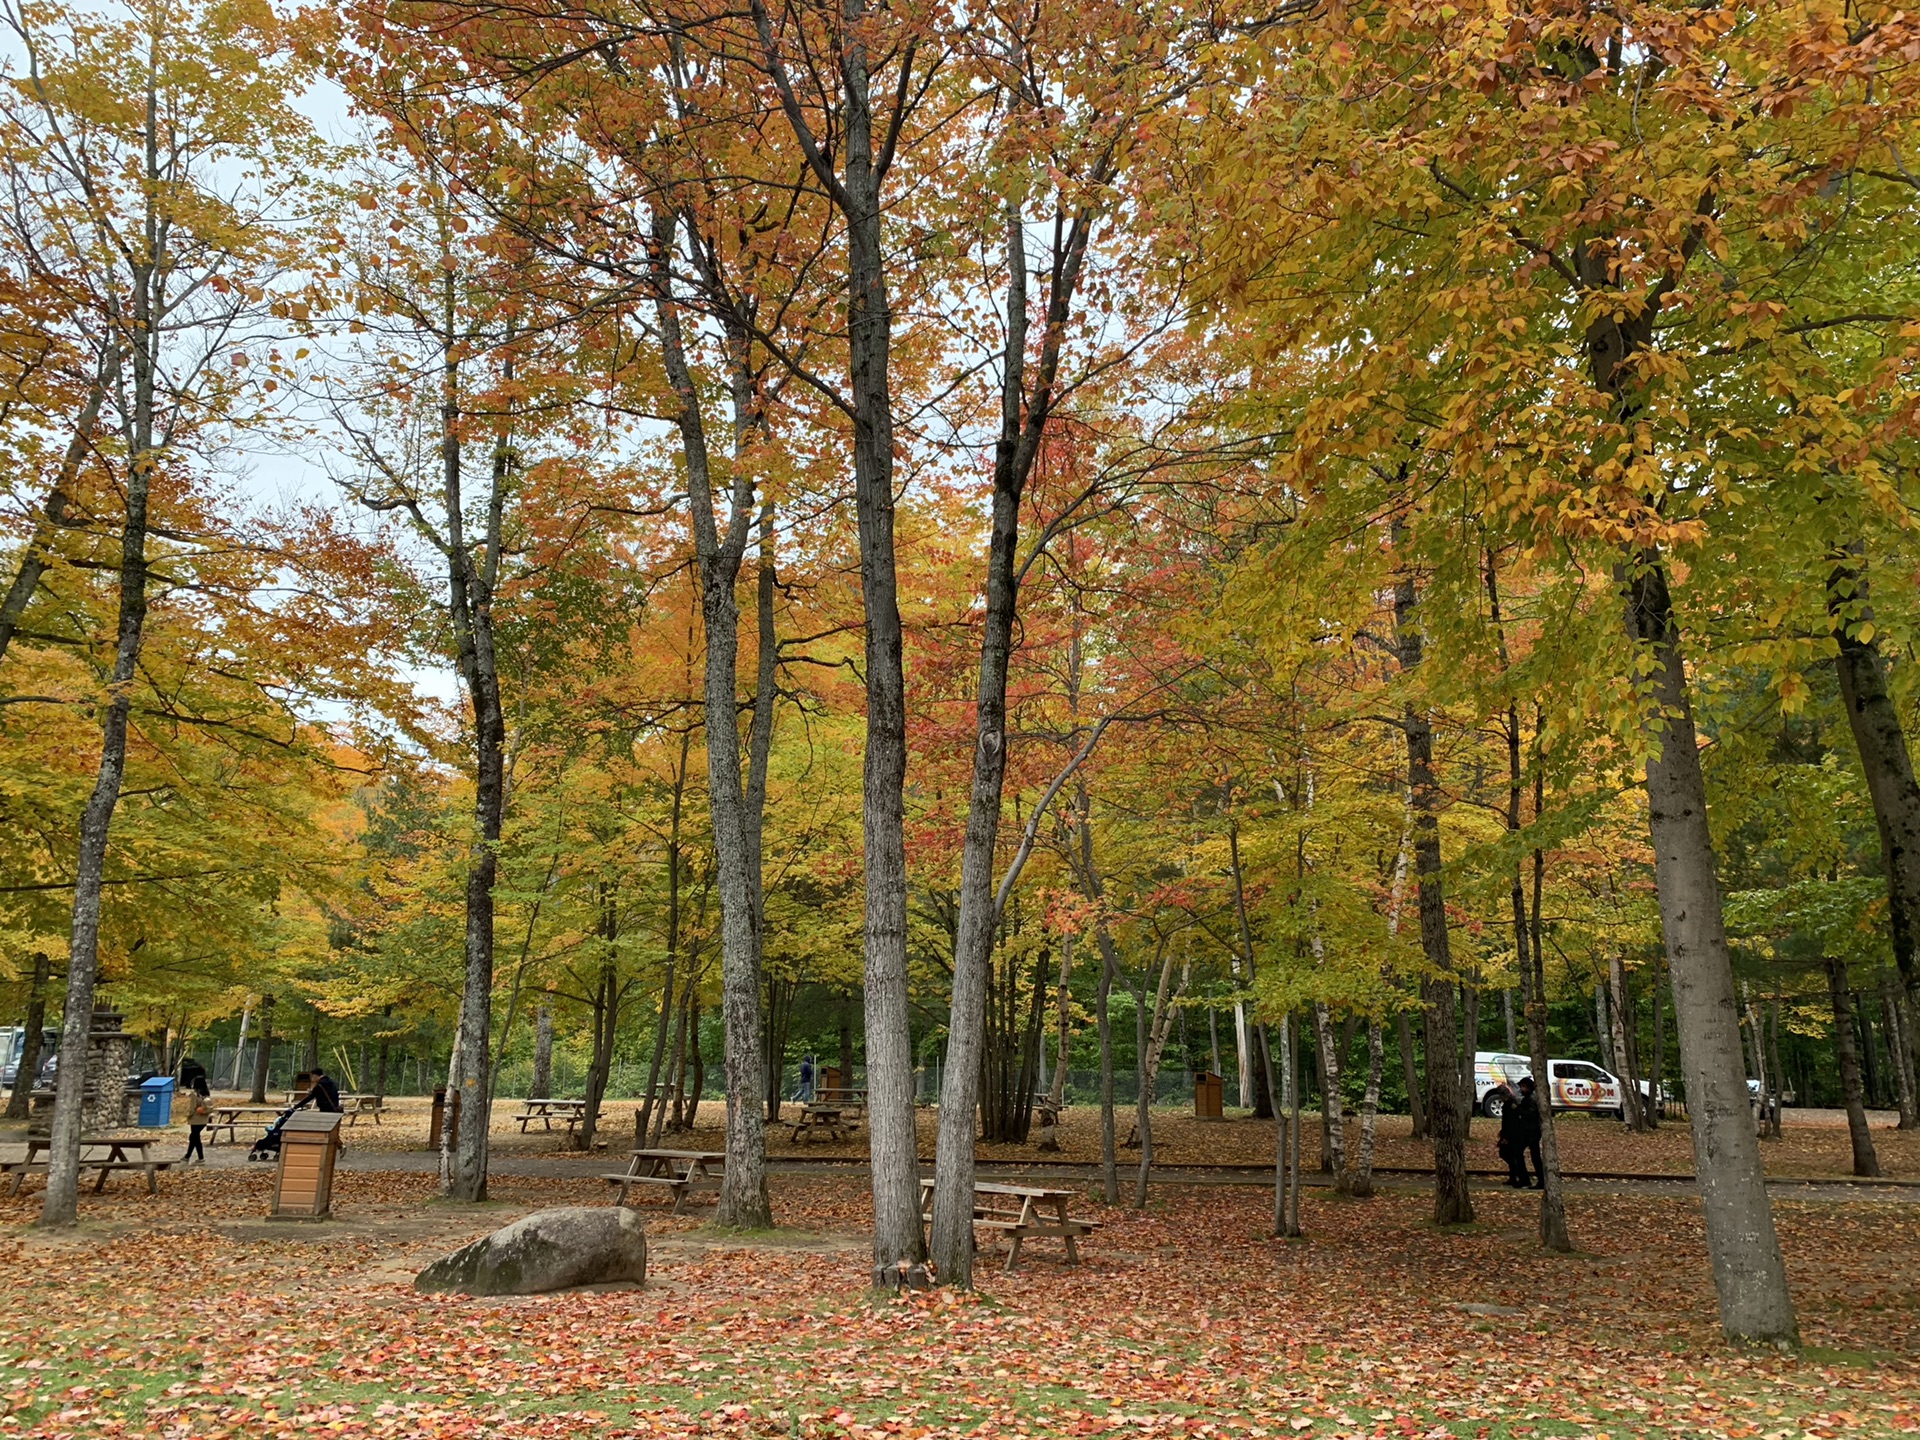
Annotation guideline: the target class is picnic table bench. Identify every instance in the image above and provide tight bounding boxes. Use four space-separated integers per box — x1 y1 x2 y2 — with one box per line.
2 1136 172 1196
341 1094 386 1126
815 1086 867 1114
919 1177 1100 1272
602 1149 724 1214
515 1098 587 1135
787 1103 855 1143
206 1104 286 1144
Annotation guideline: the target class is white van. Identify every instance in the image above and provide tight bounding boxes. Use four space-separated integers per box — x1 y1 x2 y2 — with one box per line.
1472 1051 1627 1119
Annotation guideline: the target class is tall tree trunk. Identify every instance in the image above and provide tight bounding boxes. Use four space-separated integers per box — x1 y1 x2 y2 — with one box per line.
42 227 159 1229
249 995 275 1106
650 215 772 1229
1285 1012 1304 1236
1097 943 1118 1204
1348 1019 1383 1199
580 954 617 1152
1048 936 1073 1110
1859 995 1883 1110
5 954 49 1120
688 998 705 1125
640 959 678 1142
1883 975 1918 1130
1829 550 1920 1091
375 1005 392 1103
1501 990 1517 1054
531 1002 553 1100
1649 959 1667 1124
1765 995 1784 1139
653 982 691 1148
1610 953 1646 1130
1825 957 1881 1177
1501 687 1571 1252
839 992 856 1096
229 1003 251 1092
1392 551 1472 1225
933 183 1101 1287
303 1009 320 1076
831 0 922 1288
435 294 509 1205
1313 1002 1348 1188
1131 979 1152 1209
1397 1010 1426 1139
1458 980 1480 1138
1258 1022 1289 1233
1742 984 1771 1141
1625 554 1796 1343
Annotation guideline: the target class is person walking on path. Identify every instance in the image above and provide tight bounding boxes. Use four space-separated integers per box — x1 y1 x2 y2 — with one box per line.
182 1077 211 1166
1512 1076 1545 1189
796 1054 816 1104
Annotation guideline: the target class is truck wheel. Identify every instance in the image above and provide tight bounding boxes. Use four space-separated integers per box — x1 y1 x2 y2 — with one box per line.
1482 1092 1505 1120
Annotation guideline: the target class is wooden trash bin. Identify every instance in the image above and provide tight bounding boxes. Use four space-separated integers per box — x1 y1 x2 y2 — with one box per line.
270 1111 344 1221
1194 1071 1225 1121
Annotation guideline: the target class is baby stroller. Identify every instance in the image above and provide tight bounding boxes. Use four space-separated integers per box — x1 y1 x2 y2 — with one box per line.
248 1100 306 1161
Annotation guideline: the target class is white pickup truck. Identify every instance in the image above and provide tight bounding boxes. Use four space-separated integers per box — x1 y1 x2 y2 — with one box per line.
1473 1051 1629 1119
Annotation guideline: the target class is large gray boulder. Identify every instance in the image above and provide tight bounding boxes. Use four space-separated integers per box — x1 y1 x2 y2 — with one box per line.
415 1206 648 1296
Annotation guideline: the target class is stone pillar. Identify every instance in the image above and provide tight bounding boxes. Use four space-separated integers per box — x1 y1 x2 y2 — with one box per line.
80 1008 134 1134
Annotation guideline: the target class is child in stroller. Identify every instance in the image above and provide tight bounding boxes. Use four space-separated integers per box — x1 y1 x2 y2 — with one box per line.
248 1101 302 1161
248 1068 344 1161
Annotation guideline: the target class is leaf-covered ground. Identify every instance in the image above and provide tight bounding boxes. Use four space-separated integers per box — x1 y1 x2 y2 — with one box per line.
1 1152 1914 1439
330 1097 1920 1181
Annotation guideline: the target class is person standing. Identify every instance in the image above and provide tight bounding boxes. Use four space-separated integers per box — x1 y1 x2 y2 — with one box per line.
1513 1076 1545 1189
182 1077 211 1166
1495 1085 1528 1187
796 1054 816 1104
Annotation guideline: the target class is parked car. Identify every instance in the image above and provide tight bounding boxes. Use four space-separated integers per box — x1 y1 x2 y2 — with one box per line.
0 1026 57 1089
1473 1050 1631 1119
1472 1051 1533 1116
1544 1059 1627 1118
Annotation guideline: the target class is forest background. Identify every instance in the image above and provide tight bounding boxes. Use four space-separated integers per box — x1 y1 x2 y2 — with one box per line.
3 0 1919 1340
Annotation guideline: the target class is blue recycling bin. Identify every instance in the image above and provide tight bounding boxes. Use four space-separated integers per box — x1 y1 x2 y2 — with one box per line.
138 1076 176 1128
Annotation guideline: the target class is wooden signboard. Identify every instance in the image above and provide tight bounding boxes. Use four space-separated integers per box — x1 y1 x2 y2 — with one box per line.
270 1110 344 1221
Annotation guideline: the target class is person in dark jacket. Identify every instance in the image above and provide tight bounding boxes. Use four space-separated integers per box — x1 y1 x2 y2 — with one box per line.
1495 1085 1528 1186
302 1067 342 1113
1512 1076 1545 1189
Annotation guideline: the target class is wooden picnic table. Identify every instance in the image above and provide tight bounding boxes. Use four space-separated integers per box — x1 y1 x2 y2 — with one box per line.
919 1177 1100 1272
515 1098 588 1134
815 1086 867 1112
602 1148 725 1214
342 1094 386 1127
787 1103 855 1143
206 1104 286 1144
4 1136 172 1196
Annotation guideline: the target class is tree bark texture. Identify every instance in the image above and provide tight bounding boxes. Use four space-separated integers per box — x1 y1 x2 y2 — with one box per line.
1393 557 1472 1226
532 1002 553 1101
249 995 275 1105
932 184 1101 1286
1626 556 1796 1344
651 214 772 1229
1828 553 1920 1098
5 954 49 1121
1825 958 1882 1178
41 196 160 1227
